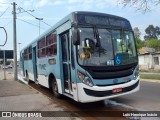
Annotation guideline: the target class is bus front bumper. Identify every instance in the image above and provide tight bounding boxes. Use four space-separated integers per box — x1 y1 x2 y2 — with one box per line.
77 76 140 103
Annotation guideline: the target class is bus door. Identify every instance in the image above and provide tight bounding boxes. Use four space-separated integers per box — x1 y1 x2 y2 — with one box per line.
33 47 38 81
61 31 73 94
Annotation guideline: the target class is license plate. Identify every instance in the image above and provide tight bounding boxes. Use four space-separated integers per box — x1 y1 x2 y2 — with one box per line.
112 88 122 93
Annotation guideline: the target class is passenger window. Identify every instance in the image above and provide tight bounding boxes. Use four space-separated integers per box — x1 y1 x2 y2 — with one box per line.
38 38 45 49
46 32 57 56
24 46 32 60
38 37 46 58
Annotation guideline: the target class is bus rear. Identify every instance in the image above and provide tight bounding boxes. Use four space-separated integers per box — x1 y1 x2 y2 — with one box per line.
71 12 140 103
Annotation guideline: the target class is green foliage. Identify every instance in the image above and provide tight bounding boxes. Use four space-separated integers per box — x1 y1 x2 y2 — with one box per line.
140 69 160 73
144 25 160 39
133 27 141 39
140 75 160 80
135 38 144 50
132 26 160 52
147 39 160 51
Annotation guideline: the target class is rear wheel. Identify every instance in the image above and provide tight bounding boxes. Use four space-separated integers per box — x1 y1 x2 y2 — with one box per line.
51 80 61 98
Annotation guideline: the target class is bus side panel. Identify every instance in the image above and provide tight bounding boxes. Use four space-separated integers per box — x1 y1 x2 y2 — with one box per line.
37 58 49 88
36 35 61 89
36 36 61 89
23 60 34 80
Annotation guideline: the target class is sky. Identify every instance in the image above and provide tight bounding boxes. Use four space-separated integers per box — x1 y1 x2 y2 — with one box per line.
0 0 160 58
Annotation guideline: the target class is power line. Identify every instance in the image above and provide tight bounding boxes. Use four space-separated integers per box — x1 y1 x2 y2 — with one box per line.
17 18 45 29
19 0 24 5
17 6 52 27
41 21 52 27
0 6 10 18
18 6 37 18
0 17 12 19
0 2 11 5
3 20 12 27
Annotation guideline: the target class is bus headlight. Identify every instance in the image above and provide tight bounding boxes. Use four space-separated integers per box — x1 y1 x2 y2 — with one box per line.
77 71 93 87
133 67 139 80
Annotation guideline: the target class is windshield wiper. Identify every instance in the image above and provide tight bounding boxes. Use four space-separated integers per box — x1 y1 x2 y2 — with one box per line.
90 24 101 57
94 26 102 57
80 23 102 57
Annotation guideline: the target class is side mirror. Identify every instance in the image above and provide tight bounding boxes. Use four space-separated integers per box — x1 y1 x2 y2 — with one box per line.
72 29 80 45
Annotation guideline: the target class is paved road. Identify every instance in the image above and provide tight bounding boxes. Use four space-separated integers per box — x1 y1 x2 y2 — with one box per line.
29 79 160 120
110 80 160 111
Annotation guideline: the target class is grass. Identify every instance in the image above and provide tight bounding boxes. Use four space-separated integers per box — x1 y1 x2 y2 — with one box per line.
140 75 160 80
140 69 160 73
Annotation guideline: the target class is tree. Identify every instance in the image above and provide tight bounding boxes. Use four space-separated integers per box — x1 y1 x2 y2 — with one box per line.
133 27 141 39
133 27 144 50
147 39 160 51
135 38 144 50
120 0 160 12
144 25 160 40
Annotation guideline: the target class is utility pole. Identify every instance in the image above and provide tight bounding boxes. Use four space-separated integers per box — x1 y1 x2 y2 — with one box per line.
35 17 43 35
13 2 17 80
3 50 6 80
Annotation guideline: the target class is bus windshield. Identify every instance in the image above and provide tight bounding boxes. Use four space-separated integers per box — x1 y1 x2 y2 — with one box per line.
77 27 137 66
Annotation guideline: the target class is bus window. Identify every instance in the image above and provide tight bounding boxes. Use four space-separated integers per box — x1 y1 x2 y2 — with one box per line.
28 46 32 59
61 35 67 62
53 44 57 55
23 46 32 60
46 45 57 56
38 38 45 49
46 32 57 56
38 48 46 58
38 37 46 58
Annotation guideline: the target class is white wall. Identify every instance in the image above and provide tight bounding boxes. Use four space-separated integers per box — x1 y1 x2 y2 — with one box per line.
139 54 160 70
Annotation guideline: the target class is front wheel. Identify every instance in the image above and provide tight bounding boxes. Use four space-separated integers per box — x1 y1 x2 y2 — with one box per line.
51 80 61 98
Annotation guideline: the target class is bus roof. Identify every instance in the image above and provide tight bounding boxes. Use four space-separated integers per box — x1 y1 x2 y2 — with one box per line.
73 11 129 21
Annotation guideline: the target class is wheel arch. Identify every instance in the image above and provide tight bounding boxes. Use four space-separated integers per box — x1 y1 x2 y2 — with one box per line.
48 73 56 89
48 73 62 94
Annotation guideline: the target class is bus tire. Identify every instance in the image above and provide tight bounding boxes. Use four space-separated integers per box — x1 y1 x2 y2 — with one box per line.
51 79 61 98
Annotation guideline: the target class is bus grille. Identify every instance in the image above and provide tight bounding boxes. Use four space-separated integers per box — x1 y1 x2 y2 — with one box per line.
85 63 137 79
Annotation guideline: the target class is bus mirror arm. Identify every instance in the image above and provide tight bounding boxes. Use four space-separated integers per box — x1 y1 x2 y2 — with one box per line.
72 29 80 45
